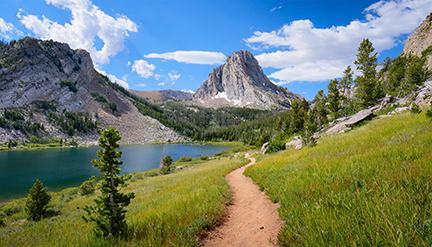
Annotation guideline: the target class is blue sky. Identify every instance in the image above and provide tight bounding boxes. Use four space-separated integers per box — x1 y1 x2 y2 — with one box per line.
1 0 432 100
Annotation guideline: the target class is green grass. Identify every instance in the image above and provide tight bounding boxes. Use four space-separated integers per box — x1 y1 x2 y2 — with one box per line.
245 112 432 246
0 156 248 246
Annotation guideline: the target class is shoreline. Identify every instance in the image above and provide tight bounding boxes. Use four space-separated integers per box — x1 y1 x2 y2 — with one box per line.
0 140 242 152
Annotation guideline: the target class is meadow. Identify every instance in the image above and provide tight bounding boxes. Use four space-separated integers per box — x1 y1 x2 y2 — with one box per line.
245 111 432 246
0 155 248 246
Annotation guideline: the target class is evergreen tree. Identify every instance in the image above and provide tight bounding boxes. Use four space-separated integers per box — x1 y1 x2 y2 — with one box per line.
354 38 378 107
290 100 305 133
312 89 328 128
83 126 135 238
25 179 51 221
340 66 354 117
327 79 341 119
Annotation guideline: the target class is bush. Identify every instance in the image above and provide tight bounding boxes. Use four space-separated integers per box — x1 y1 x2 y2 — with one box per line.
265 132 286 154
426 102 432 120
25 179 52 221
200 155 209 160
411 103 422 114
79 178 96 196
60 81 78 93
0 218 5 227
178 156 193 162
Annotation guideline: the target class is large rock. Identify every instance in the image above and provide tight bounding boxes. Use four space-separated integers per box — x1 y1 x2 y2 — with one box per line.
193 50 301 110
326 107 378 135
286 136 302 149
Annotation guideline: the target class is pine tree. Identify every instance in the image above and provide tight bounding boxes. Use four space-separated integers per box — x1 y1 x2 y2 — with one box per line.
83 126 135 238
25 179 51 221
327 79 341 119
354 38 378 107
340 66 354 117
312 89 328 128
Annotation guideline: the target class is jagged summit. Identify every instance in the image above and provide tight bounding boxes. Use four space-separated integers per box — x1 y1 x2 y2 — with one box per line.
193 50 301 110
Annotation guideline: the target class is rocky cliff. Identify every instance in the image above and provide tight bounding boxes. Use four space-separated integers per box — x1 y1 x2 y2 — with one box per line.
403 13 432 70
193 50 301 110
0 37 187 145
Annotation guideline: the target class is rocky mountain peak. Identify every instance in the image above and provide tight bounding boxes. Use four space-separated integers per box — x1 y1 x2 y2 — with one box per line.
403 13 432 69
193 50 301 110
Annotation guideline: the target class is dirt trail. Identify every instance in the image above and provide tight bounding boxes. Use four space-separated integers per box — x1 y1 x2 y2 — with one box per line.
201 155 283 246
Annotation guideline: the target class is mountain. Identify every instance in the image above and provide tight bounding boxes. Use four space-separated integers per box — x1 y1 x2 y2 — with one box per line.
131 89 193 102
193 50 301 110
403 13 432 69
0 37 187 145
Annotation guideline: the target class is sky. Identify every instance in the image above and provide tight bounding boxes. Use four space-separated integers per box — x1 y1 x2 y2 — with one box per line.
1 0 432 100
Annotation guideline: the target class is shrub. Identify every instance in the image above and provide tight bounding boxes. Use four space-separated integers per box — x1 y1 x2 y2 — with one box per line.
60 81 78 93
178 156 193 162
25 179 52 221
0 218 5 227
411 103 422 114
426 102 432 120
79 178 96 195
200 155 209 160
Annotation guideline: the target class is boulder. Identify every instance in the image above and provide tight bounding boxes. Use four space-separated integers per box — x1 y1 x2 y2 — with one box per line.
326 108 375 135
286 136 302 149
260 142 269 154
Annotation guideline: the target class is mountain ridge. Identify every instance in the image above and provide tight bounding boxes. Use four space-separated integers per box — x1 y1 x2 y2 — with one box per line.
193 50 302 110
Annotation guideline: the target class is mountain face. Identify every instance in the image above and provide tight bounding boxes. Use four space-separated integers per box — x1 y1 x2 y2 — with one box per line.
403 13 432 69
193 50 301 110
0 37 187 145
131 89 193 102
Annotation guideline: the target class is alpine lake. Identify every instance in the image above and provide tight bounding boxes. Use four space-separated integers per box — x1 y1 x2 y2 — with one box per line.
0 143 236 201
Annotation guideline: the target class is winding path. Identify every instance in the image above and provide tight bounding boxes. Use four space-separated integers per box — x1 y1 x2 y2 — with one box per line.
201 155 283 246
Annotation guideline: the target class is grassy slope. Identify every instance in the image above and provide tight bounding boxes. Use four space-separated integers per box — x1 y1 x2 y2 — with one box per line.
245 112 432 246
0 156 248 246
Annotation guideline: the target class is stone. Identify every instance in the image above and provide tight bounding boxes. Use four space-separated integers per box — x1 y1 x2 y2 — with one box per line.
260 142 269 154
403 13 432 71
326 108 376 135
286 136 302 149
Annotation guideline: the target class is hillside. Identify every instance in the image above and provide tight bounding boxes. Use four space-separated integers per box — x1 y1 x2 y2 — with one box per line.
131 89 193 102
0 37 187 145
194 50 301 110
245 110 432 246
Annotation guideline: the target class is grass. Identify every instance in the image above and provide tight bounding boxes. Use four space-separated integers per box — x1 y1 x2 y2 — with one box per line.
244 112 432 246
0 155 248 246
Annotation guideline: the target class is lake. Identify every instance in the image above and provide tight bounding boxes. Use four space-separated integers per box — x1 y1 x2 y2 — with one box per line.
0 143 235 201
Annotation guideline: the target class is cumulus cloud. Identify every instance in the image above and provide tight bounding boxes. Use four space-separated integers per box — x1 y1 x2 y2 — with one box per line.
17 0 137 65
245 0 432 83
136 83 147 87
0 18 23 40
144 51 226 65
168 70 181 85
181 89 195 94
132 59 156 78
96 68 129 89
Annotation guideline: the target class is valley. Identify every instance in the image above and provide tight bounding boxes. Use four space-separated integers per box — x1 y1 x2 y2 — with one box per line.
1 2 432 246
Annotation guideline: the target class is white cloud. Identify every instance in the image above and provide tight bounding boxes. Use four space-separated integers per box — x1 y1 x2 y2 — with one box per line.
17 0 137 65
245 0 432 83
136 83 147 87
155 74 162 81
0 18 23 40
144 51 226 65
126 61 131 66
270 6 282 12
181 89 195 94
158 81 165 86
132 59 156 78
168 70 181 84
95 68 129 89
108 74 129 89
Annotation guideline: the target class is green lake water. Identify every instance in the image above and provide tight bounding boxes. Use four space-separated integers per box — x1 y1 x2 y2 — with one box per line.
0 143 234 201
